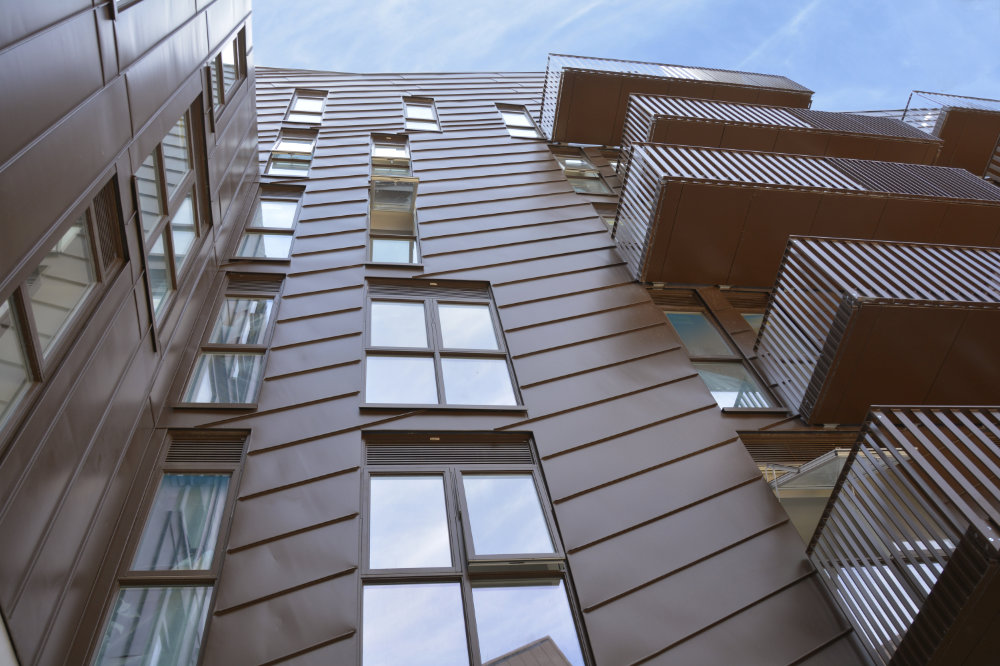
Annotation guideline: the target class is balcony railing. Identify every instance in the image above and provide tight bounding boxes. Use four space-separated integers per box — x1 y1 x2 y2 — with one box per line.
539 53 813 145
755 237 1000 424
620 95 941 174
614 143 1000 286
808 406 1000 665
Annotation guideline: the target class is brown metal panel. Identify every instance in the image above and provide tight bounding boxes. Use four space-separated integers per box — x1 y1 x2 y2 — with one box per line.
719 123 781 151
728 189 822 287
809 193 885 239
114 0 198 69
872 197 947 244
205 0 250 51
0 10 104 165
936 108 1000 175
238 431 361 498
657 118 727 148
772 128 831 155
0 0 91 51
928 310 1000 405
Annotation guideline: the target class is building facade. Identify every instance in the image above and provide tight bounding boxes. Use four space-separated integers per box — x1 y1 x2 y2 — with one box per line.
2 6 1000 666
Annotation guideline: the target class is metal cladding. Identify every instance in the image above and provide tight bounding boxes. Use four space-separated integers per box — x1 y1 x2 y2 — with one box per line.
809 406 1000 665
755 237 1000 423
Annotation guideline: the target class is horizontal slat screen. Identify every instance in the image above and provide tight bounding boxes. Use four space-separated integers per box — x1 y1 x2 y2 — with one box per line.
166 440 245 464
367 442 533 466
227 275 284 295
368 282 490 300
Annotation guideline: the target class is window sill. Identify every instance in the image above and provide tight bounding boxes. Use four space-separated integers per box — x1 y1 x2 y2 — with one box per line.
721 407 790 415
365 261 424 269
360 403 527 413
174 402 259 411
230 256 292 264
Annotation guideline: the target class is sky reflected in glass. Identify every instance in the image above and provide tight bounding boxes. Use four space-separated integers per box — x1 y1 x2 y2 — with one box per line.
365 355 437 403
692 361 774 408
441 358 515 406
363 583 469 666
463 474 553 555
438 304 498 350
370 301 427 347
665 312 731 356
369 476 451 569
252 200 298 229
472 580 584 666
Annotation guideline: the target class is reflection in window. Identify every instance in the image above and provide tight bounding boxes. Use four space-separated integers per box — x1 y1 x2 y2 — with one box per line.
27 218 97 356
235 233 293 259
665 312 731 356
267 132 315 177
743 313 764 334
553 150 613 195
163 116 191 198
93 586 212 666
0 300 30 428
362 583 468 665
369 476 451 569
403 97 440 132
692 361 775 408
132 474 230 571
438 304 498 350
184 353 265 404
441 358 517 406
498 104 542 139
286 91 325 124
365 355 438 404
463 475 553 555
208 298 274 345
136 152 164 240
370 237 417 264
370 301 427 348
472 581 585 666
250 200 298 229
171 196 197 272
147 235 173 316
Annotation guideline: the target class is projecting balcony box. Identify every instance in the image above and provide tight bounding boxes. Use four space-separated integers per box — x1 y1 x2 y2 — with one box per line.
901 91 1000 179
809 406 1000 666
539 53 813 145
755 237 1000 426
613 143 1000 288
620 95 942 167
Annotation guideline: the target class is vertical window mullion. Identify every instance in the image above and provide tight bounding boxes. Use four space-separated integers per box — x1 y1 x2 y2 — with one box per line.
10 289 43 381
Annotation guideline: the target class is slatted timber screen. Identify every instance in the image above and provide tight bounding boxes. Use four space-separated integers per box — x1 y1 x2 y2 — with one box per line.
92 177 124 273
614 144 661 280
539 53 810 140
808 406 1000 666
755 237 1000 418
165 439 245 464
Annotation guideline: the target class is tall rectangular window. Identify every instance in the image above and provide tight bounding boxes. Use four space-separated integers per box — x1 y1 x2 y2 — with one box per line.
404 97 440 132
371 133 412 177
208 28 247 128
361 436 587 666
364 282 519 407
368 176 420 264
181 276 281 406
285 90 326 124
551 147 614 195
92 434 244 666
266 130 316 177
234 187 302 261
496 104 542 139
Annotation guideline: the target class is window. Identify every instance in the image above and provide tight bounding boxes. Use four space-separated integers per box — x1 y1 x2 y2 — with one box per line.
371 133 412 177
234 187 302 261
208 29 247 127
368 157 420 263
285 89 326 124
135 112 202 320
404 97 440 132
665 310 776 409
742 312 764 334
361 436 587 666
91 434 244 666
600 148 620 173
0 178 124 434
364 283 519 407
551 148 614 195
496 104 542 139
181 276 281 406
266 130 316 177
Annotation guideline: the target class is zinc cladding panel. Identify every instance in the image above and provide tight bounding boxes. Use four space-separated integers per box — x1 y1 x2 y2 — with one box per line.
190 67 857 665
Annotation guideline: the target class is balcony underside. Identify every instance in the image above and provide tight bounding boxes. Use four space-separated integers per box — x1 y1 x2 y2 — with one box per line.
648 118 941 164
642 184 1000 287
806 303 1000 425
935 107 1000 177
550 68 812 146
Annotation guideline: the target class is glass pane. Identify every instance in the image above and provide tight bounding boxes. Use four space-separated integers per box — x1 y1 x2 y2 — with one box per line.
0 301 31 428
441 357 516 406
372 163 413 177
287 112 321 124
171 196 197 273
743 313 764 334
472 580 584 666
94 586 212 666
567 175 613 195
463 474 553 555
370 301 427 348
555 154 593 170
665 312 732 356
365 355 437 404
210 59 222 107
235 233 293 259
363 583 468 666
371 180 416 212
251 200 298 229
163 116 191 198
369 476 451 569
370 238 417 263
268 154 311 176
372 143 409 159
292 96 323 113
209 297 274 345
221 38 238 93
405 119 439 131
136 152 163 239
501 110 533 127
132 474 230 570
692 361 775 408
438 304 498 350
508 126 541 139
147 233 173 317
274 138 313 153
27 217 96 356
405 103 435 120
184 352 265 404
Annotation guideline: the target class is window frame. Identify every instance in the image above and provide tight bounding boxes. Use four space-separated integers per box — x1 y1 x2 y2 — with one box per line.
367 174 421 266
232 186 303 263
265 129 317 178
362 283 522 410
551 147 614 195
359 434 589 666
206 28 248 132
176 275 283 409
284 89 327 125
496 103 543 139
403 96 441 132
370 133 412 177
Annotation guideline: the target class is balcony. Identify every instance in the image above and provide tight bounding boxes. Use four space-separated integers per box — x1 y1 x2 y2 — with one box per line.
898 91 1000 178
755 237 1000 425
540 54 813 146
621 95 942 167
809 406 1000 665
613 143 1000 287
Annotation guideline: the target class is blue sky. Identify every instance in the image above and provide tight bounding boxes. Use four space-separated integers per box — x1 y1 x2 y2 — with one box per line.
251 0 999 111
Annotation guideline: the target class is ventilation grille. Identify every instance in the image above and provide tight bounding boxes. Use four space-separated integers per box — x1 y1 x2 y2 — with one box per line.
166 440 245 464
724 291 770 309
92 178 123 272
367 442 533 466
646 288 700 308
226 274 284 295
369 282 490 300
